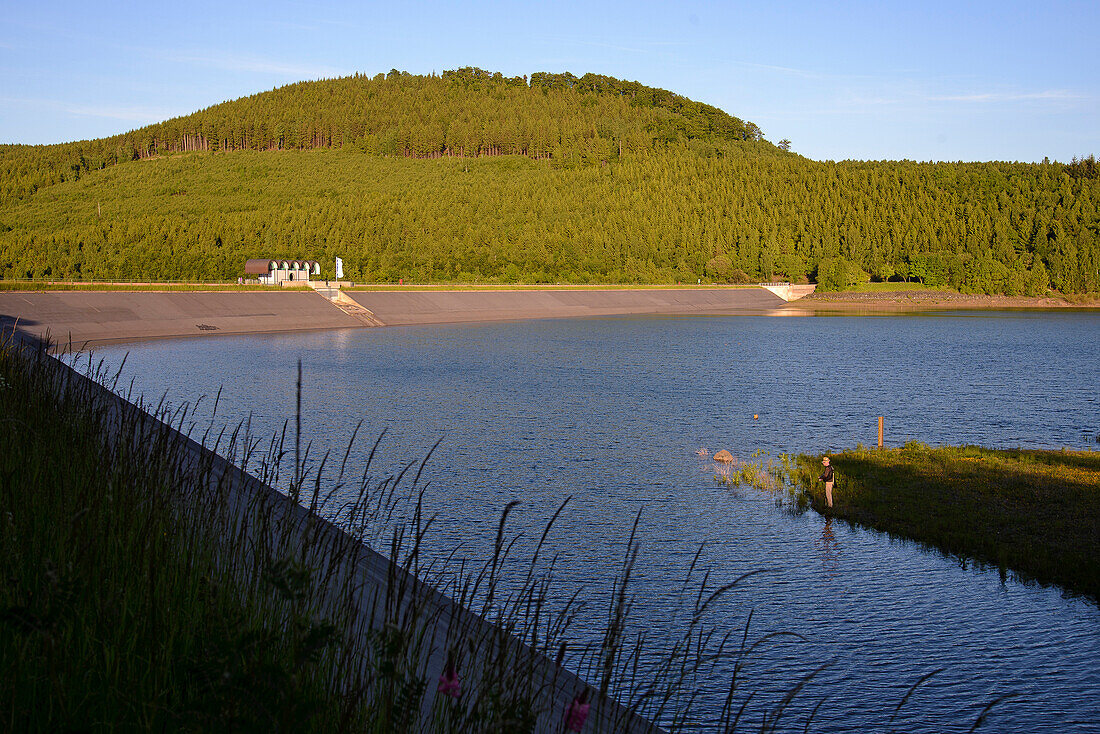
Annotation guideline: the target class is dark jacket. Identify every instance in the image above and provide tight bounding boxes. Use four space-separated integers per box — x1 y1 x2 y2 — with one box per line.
819 465 834 483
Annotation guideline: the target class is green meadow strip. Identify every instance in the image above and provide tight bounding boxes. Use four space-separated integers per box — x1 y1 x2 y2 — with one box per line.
0 341 360 731
784 443 1100 601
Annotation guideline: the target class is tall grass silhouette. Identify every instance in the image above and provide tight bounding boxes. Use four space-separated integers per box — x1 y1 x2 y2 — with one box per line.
2 331 1021 732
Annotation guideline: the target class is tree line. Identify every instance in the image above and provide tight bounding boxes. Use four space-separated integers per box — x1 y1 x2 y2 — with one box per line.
1 144 1096 295
0 69 769 207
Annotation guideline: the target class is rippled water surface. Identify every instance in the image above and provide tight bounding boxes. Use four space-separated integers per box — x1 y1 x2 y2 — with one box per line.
86 312 1100 732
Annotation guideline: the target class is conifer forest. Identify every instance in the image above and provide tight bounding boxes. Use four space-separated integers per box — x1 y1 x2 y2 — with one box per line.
1 68 1097 294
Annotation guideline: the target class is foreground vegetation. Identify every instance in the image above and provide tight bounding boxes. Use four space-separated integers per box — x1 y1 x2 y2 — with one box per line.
0 70 1097 294
4 335 865 732
1 335 1032 730
784 443 1100 601
0 343 368 730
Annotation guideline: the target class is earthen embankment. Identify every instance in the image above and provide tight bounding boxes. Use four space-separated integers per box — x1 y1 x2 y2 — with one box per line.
0 291 363 349
344 287 787 326
1 287 789 348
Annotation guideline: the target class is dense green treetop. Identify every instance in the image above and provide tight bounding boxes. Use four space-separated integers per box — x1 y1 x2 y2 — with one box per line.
0 68 768 205
0 70 1096 295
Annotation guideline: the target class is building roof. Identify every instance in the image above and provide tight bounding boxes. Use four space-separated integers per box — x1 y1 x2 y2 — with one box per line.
244 259 276 274
244 259 321 274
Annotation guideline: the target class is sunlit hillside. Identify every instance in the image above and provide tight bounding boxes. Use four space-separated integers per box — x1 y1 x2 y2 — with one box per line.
0 69 1097 293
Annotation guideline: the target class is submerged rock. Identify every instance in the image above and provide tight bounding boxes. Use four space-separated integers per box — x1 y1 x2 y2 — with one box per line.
713 449 734 463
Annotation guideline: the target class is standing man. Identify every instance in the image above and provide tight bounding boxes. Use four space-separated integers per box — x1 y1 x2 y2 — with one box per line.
819 456 834 508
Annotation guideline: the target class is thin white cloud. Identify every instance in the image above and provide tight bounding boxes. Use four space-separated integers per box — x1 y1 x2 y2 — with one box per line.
544 35 695 57
0 96 177 123
929 90 1083 103
265 18 345 31
64 104 176 123
554 38 648 55
265 20 320 32
532 57 583 67
164 51 346 79
772 87 1090 117
734 60 824 80
714 57 901 83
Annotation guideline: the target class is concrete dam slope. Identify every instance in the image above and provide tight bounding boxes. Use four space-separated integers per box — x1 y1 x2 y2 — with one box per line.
345 287 788 326
0 291 363 349
0 286 795 349
11 335 662 733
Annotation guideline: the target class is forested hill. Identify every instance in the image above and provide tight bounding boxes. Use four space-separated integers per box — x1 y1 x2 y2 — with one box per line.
0 70 1098 296
0 68 767 205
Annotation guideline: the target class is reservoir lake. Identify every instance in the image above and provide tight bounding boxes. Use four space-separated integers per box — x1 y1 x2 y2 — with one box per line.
83 311 1100 733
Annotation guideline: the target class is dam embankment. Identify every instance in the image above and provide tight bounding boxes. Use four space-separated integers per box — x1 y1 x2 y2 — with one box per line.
1 287 788 348
0 290 364 348
343 286 787 325
5 331 663 732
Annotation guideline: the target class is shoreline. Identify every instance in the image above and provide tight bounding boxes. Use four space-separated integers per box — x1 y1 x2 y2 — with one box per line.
782 289 1099 314
0 290 367 351
2 287 1096 350
0 287 790 349
788 444 1100 603
3 332 660 733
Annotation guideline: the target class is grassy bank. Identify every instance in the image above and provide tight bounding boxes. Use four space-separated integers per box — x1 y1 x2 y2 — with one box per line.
802 282 1100 306
831 282 939 293
5 335 832 732
0 281 307 291
0 339 374 730
785 443 1100 601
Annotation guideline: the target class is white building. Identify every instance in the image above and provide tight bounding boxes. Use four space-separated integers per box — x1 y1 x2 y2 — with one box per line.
244 259 321 285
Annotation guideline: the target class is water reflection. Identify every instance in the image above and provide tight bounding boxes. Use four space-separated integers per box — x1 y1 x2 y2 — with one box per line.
84 313 1100 733
818 518 840 581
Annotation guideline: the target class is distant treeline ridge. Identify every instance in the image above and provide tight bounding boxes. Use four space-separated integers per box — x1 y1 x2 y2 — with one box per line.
0 68 764 205
0 71 1097 295
2 149 1097 295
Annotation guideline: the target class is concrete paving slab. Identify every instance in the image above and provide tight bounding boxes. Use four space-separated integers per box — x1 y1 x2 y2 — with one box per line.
0 291 364 349
345 288 787 326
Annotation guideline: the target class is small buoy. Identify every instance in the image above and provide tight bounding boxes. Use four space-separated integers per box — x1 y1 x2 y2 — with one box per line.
753 414 759 420
714 449 734 463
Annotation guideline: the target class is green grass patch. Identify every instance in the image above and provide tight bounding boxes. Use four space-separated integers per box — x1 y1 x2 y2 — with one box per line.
834 282 942 293
0 281 306 292
0 343 359 731
784 443 1100 601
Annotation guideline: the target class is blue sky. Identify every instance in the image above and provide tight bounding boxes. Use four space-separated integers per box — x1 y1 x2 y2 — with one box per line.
2 0 1097 162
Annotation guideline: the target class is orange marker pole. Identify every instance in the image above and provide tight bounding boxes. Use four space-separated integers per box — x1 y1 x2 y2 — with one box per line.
878 416 884 448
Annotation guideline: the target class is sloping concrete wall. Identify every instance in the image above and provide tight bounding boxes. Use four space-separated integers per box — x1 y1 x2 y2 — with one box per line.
0 291 363 348
346 288 786 326
15 334 663 733
759 283 817 301
1 287 793 351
